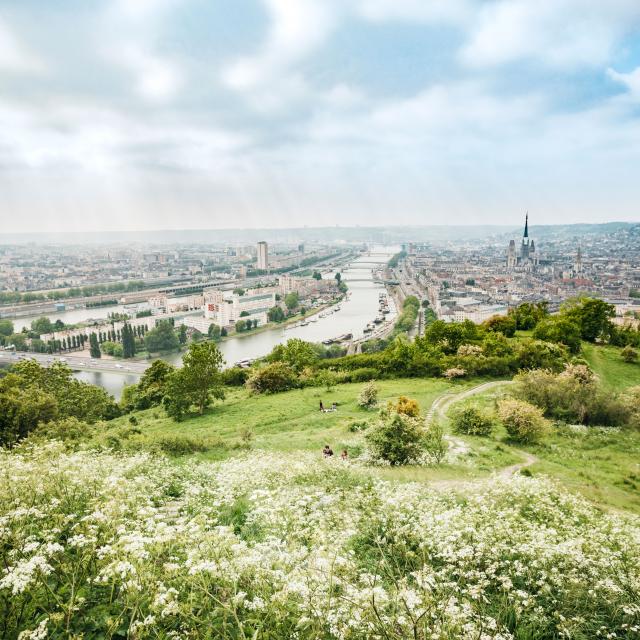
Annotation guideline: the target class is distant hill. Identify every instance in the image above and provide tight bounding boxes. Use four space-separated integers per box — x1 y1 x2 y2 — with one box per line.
1 222 638 245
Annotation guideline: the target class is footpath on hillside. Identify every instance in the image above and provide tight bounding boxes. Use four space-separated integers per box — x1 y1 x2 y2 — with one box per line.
427 380 538 489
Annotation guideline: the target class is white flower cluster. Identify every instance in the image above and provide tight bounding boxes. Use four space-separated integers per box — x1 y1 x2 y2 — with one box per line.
1 442 639 638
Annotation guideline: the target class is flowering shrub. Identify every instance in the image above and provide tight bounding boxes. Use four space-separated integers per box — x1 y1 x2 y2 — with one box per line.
1 444 639 639
498 398 550 443
394 395 420 417
444 367 466 379
357 381 379 409
456 344 483 357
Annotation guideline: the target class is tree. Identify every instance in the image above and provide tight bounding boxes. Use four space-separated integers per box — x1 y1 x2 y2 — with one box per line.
267 338 317 372
31 317 54 336
285 292 299 310
122 323 136 358
144 321 180 353
508 302 549 330
0 381 58 446
562 297 615 343
178 324 188 345
484 314 517 338
312 271 322 280
233 288 245 296
89 333 101 358
622 346 639 363
366 411 426 465
533 316 582 354
0 319 14 337
124 360 176 410
169 341 225 416
335 272 342 283
240 310 250 317
208 323 221 340
235 319 247 332
268 306 285 322
8 333 28 351
221 327 228 337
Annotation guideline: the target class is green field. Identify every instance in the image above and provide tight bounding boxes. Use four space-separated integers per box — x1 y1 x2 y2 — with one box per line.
582 342 640 390
98 342 640 514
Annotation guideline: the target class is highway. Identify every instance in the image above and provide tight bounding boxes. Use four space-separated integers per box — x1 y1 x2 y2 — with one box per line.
0 351 150 374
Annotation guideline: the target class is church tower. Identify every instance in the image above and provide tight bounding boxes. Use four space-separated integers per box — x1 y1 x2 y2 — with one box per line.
520 212 530 261
507 239 516 268
574 245 583 275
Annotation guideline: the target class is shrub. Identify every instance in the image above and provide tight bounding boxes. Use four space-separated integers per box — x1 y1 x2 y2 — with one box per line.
222 366 249 386
423 418 447 463
246 362 297 394
394 395 420 417
365 412 425 465
451 405 494 436
153 435 209 456
622 345 639 363
29 416 93 443
357 381 378 409
444 367 466 379
348 367 379 382
514 366 629 426
348 419 369 432
622 386 640 429
498 398 549 443
457 344 483 357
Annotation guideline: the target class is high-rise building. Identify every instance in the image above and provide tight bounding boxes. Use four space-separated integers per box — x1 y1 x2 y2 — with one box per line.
257 241 269 270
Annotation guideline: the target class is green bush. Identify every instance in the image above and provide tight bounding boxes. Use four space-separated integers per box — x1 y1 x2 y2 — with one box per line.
153 435 211 456
246 362 298 394
498 398 549 443
423 418 447 463
366 411 425 465
29 416 93 443
514 366 630 426
222 366 250 386
451 405 494 436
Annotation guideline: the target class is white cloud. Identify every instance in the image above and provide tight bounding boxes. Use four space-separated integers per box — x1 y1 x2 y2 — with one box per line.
0 18 44 72
101 1 185 102
357 0 473 25
108 45 183 101
608 66 640 99
0 99 249 173
461 0 640 68
221 0 338 110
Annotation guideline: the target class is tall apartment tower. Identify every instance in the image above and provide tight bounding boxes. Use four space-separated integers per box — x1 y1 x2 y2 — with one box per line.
257 241 269 270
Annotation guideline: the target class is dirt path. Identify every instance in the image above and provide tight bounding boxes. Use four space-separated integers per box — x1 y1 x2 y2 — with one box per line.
427 380 538 489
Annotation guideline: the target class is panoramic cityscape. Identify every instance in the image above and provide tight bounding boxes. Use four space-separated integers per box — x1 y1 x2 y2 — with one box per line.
2 1 640 639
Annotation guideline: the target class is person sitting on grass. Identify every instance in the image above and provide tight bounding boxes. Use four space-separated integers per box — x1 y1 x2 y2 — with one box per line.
322 445 334 458
340 449 348 460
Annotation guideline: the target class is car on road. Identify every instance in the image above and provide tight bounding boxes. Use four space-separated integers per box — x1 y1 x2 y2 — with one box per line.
115 364 123 368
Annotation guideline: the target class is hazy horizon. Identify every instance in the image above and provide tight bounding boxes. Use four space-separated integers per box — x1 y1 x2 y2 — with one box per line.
2 1 640 231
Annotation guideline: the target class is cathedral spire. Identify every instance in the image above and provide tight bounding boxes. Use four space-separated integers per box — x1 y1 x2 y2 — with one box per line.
523 212 529 239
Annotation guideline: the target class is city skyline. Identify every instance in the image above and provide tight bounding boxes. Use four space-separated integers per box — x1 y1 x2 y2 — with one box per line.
2 1 640 231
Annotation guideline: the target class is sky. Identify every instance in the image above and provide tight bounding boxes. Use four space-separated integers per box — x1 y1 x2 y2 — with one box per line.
1 0 640 232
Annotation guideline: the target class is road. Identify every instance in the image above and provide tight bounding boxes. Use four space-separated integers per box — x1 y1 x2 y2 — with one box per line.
0 351 149 374
426 381 539 487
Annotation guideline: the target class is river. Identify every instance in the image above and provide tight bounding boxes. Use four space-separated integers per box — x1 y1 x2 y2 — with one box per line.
16 246 397 398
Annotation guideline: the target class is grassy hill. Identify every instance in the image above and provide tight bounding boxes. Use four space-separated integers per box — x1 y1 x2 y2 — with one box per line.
98 342 640 513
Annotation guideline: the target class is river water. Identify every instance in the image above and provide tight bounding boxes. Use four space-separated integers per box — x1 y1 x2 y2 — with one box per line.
16 247 397 398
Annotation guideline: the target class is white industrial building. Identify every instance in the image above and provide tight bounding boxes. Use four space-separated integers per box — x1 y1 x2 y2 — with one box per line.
203 288 276 328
